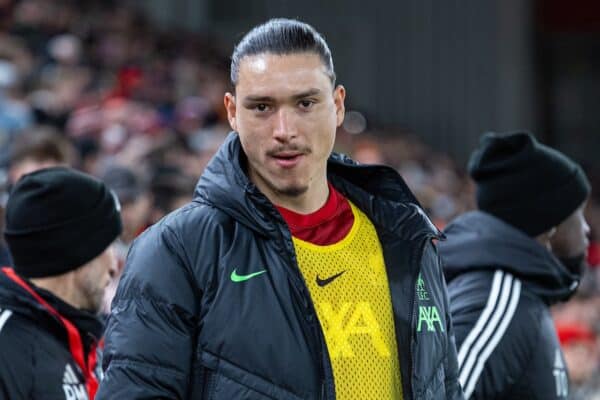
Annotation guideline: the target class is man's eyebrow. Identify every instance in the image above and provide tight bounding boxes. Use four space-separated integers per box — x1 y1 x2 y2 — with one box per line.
291 88 322 100
243 95 275 103
243 89 322 103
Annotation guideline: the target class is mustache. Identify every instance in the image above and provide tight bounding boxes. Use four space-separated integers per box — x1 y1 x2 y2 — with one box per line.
266 145 312 157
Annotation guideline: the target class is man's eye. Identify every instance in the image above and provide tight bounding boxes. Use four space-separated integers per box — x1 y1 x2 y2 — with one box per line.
255 104 268 112
299 100 314 109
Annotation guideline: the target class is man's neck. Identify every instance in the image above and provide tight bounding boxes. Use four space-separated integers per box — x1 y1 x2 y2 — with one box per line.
275 181 329 214
273 189 329 214
251 173 330 214
30 274 82 310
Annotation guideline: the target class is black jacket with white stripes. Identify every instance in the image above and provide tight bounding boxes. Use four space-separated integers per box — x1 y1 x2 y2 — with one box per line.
439 211 579 400
0 269 104 400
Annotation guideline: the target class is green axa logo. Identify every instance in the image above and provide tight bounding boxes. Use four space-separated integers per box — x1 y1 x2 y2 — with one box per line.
416 273 429 301
416 273 444 332
417 306 444 332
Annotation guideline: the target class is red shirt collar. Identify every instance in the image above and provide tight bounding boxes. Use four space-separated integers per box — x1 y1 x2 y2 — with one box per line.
276 182 340 229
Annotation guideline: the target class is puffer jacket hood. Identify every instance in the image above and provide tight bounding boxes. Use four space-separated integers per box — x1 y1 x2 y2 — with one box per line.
439 210 578 304
0 271 42 318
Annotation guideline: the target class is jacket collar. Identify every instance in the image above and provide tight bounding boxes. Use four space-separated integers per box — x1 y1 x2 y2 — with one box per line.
194 132 441 241
0 271 104 340
440 210 579 303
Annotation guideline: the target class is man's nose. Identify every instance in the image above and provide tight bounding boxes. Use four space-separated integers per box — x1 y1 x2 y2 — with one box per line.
108 248 118 279
584 218 591 238
272 108 297 142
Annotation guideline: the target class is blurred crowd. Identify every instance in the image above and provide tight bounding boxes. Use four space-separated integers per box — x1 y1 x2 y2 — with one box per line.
0 0 232 296
0 0 599 396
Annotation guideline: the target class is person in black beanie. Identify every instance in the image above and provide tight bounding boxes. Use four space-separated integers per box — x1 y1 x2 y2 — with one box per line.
0 167 122 400
439 131 591 400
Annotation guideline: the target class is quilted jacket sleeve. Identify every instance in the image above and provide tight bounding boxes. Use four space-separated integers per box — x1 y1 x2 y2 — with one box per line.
96 220 200 399
436 251 466 400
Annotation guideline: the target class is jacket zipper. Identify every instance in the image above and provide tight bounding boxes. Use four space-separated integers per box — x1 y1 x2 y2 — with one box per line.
283 238 332 400
248 189 333 399
272 221 332 400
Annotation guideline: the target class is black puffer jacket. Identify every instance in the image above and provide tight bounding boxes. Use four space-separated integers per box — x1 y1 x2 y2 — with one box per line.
439 211 578 400
97 132 464 400
0 268 104 400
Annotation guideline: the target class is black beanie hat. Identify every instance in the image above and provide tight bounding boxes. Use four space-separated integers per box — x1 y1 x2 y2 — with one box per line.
468 131 590 237
4 167 122 278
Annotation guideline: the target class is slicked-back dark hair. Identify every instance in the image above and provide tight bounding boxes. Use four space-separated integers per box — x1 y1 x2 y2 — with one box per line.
230 18 336 87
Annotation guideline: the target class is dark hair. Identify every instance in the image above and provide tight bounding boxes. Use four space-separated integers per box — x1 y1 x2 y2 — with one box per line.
230 18 336 87
10 127 76 167
150 167 196 214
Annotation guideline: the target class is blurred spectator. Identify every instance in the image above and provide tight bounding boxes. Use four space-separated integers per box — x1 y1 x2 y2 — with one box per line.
73 136 101 175
100 165 151 314
352 138 386 165
100 165 151 249
0 57 33 164
556 323 600 399
148 165 196 224
8 126 76 183
559 323 598 377
0 127 76 267
343 130 475 228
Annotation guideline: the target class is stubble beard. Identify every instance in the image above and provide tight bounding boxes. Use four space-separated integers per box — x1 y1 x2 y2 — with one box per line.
81 281 106 314
260 171 309 199
272 183 308 198
249 148 312 200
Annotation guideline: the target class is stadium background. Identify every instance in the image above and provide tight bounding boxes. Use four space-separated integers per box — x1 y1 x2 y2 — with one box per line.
0 0 598 396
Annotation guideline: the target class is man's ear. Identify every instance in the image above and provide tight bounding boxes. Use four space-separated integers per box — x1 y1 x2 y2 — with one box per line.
224 92 237 131
333 85 346 127
536 227 557 250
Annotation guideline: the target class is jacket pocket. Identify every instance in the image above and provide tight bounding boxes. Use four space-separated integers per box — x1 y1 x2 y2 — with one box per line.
198 350 304 400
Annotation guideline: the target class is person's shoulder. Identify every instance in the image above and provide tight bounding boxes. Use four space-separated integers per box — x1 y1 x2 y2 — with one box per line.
130 200 230 253
447 270 498 295
449 270 531 313
0 309 36 396
468 272 544 346
510 285 550 335
122 200 234 294
449 270 534 342
0 308 37 355
153 200 235 238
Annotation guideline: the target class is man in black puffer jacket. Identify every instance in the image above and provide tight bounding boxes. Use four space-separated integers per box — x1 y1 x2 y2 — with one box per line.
97 19 464 400
440 131 591 400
